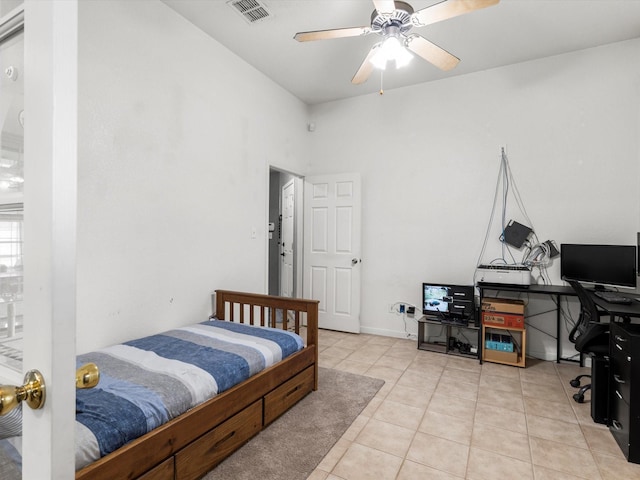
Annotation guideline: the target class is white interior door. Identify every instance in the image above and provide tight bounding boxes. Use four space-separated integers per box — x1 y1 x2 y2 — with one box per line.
303 173 361 333
23 2 78 479
280 179 294 298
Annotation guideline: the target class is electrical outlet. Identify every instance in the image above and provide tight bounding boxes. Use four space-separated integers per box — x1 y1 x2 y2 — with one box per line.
399 304 405 314
500 144 507 157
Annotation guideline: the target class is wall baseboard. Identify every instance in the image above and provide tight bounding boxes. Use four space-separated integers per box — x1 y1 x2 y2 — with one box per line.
526 349 557 363
360 325 415 340
360 326 576 365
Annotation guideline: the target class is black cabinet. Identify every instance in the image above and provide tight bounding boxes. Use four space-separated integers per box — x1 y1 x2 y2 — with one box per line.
609 322 640 464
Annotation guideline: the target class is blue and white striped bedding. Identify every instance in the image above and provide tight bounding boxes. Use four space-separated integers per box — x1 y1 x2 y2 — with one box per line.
74 318 303 469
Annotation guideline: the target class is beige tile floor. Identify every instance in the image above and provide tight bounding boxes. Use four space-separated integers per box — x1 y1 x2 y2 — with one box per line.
307 329 640 480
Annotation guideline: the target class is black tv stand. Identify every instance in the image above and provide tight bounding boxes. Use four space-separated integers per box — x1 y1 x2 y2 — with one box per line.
417 314 480 360
438 316 470 326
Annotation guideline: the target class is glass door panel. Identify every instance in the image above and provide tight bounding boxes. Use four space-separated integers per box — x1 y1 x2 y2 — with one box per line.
0 9 23 480
0 207 22 371
0 25 23 375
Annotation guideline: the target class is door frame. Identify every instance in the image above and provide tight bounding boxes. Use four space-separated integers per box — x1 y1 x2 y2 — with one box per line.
279 177 295 297
267 167 303 298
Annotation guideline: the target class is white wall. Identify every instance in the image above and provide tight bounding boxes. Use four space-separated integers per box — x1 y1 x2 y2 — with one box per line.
73 0 640 360
307 38 640 359
76 0 310 352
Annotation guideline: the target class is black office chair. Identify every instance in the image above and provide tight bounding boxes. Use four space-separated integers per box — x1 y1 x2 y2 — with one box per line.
567 280 610 404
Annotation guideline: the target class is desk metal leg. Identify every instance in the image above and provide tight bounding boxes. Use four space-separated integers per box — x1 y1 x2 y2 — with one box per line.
478 286 483 365
478 323 482 365
556 294 561 363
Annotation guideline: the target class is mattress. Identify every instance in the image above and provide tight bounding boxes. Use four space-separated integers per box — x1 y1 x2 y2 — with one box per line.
74 318 303 469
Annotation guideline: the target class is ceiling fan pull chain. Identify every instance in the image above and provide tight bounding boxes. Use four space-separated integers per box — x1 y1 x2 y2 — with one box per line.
379 69 384 95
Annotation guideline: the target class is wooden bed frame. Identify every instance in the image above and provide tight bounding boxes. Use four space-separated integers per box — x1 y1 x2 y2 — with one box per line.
75 290 319 480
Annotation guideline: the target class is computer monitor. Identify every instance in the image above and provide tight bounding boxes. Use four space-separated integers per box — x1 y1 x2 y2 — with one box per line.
560 243 637 290
422 285 450 314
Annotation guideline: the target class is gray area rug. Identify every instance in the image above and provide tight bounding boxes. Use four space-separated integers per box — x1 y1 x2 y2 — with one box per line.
203 367 385 480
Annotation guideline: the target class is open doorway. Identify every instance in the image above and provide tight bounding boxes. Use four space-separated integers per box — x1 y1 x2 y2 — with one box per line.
268 168 303 298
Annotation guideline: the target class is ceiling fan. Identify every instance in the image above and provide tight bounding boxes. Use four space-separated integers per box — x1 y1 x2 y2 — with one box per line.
294 0 500 84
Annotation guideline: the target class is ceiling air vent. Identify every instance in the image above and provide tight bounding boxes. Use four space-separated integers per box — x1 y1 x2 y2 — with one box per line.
227 0 272 24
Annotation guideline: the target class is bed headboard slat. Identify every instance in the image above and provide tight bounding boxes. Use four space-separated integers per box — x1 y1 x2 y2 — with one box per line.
215 290 319 350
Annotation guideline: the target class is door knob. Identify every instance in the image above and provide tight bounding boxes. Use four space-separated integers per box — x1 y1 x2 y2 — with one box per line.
76 362 100 389
351 258 361 265
0 369 46 415
0 363 100 416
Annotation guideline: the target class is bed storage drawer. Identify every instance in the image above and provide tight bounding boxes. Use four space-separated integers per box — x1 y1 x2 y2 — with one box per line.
174 400 262 480
138 457 175 480
264 365 314 426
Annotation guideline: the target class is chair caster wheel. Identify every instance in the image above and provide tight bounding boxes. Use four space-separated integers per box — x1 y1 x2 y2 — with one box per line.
573 393 585 403
570 379 581 388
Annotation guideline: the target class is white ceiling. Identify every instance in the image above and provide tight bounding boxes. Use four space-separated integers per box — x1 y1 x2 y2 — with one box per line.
162 0 640 105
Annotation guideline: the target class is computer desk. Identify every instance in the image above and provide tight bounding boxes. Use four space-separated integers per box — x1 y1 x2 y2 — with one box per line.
477 282 578 363
591 292 640 321
478 282 640 363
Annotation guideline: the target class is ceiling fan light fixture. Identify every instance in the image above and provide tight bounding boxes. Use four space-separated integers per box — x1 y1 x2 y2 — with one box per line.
370 43 388 70
394 42 413 68
294 0 501 85
370 36 412 70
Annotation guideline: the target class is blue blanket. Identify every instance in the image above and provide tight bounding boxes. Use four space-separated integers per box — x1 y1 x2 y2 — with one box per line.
74 319 303 469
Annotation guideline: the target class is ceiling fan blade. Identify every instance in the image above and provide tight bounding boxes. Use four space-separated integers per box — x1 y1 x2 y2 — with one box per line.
352 45 380 85
294 26 371 42
413 0 500 27
372 0 396 15
405 34 460 71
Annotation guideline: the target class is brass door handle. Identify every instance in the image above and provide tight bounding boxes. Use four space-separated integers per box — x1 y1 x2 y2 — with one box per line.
0 369 46 416
76 362 100 389
0 363 100 416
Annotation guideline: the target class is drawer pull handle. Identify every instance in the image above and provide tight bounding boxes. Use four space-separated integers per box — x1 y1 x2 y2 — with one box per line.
614 335 628 343
285 384 302 398
213 430 236 450
613 374 626 384
612 420 623 431
616 390 623 400
615 343 623 351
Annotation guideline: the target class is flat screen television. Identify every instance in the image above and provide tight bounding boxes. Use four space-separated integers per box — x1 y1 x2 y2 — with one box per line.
560 243 637 290
422 285 451 314
422 283 474 318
